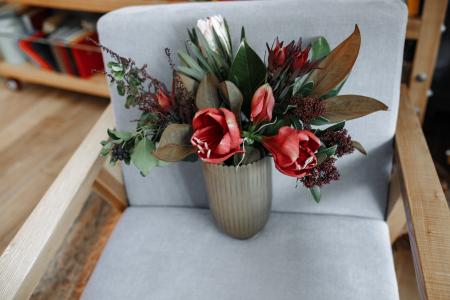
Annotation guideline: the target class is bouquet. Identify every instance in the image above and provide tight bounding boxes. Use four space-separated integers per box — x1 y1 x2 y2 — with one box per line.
100 15 387 202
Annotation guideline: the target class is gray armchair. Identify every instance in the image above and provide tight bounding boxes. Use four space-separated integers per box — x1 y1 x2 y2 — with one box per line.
1 1 450 300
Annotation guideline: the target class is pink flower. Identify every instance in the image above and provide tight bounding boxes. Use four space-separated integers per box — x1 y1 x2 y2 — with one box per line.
191 108 243 163
250 84 275 124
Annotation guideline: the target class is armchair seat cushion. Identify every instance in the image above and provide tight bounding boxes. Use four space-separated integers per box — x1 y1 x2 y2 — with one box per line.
82 207 399 300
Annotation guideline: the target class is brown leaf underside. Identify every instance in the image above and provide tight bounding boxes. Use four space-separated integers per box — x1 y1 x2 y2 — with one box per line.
323 94 388 122
309 25 361 97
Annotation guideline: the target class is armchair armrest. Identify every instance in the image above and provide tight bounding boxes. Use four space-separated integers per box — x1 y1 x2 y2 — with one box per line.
0 105 114 300
396 86 450 299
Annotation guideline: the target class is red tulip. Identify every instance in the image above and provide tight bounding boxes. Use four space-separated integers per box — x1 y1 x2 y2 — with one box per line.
191 108 243 163
267 38 287 71
262 126 320 178
156 88 172 112
250 84 275 124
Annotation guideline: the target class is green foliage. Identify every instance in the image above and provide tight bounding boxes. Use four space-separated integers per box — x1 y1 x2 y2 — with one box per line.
309 186 321 203
310 116 330 126
311 36 330 61
228 38 266 114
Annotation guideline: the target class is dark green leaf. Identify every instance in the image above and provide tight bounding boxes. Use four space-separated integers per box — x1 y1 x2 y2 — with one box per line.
316 152 328 165
317 144 337 157
116 81 125 96
228 39 266 114
310 116 330 126
107 129 133 141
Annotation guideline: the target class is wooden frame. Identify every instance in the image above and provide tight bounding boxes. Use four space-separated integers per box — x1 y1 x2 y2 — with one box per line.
1 86 449 299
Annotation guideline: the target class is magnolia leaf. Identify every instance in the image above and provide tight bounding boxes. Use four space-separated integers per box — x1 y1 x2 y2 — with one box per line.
153 144 196 162
158 123 192 147
352 140 367 155
311 36 330 61
196 73 220 109
309 25 361 97
323 95 388 122
131 138 158 176
310 186 321 203
228 38 266 113
175 71 198 95
218 80 243 122
153 124 196 162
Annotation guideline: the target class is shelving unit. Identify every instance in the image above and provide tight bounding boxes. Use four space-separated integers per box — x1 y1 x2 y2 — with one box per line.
0 0 448 107
0 62 109 97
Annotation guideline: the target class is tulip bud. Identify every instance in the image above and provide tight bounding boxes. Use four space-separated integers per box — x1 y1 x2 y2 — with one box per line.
156 88 171 112
250 84 275 124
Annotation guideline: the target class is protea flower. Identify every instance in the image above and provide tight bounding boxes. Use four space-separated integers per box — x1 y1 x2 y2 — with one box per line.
197 15 232 58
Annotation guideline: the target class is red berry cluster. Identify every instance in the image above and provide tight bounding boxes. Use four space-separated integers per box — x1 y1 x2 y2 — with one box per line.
320 129 354 157
301 157 340 188
288 96 326 124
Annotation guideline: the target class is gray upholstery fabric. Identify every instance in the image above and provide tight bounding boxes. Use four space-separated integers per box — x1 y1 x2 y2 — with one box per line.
97 0 407 219
82 207 399 300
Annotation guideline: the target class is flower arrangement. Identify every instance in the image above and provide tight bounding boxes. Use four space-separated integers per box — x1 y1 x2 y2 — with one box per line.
100 15 387 202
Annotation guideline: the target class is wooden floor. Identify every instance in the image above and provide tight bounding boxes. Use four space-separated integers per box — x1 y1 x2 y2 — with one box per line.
0 82 420 298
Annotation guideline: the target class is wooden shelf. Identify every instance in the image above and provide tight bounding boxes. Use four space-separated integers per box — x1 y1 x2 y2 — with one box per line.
0 62 110 97
1 0 184 13
406 16 422 40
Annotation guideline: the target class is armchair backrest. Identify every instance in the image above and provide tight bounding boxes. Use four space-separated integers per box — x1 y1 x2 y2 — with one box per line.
98 0 407 219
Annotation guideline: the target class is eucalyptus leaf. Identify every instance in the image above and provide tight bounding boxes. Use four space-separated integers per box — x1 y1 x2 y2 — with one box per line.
196 73 220 109
310 186 321 203
323 95 388 122
309 25 361 97
131 138 158 176
228 38 266 114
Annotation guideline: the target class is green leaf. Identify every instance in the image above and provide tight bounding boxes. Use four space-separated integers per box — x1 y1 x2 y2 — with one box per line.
116 81 125 96
317 144 337 157
186 42 215 74
352 140 367 155
228 39 266 114
310 116 330 126
323 95 388 122
310 186 321 203
107 129 133 141
175 65 204 81
321 78 347 100
218 80 243 123
240 26 246 42
178 50 205 74
316 152 328 165
311 36 330 61
196 73 220 109
316 121 346 135
131 138 158 176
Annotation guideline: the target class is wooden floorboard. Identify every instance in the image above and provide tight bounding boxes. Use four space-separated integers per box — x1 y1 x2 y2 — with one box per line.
0 82 421 298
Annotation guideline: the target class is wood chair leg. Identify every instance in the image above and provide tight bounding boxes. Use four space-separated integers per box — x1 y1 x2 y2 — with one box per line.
387 165 408 244
92 163 127 212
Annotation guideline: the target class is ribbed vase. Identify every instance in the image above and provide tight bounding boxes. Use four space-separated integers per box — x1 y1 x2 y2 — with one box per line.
202 157 272 239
